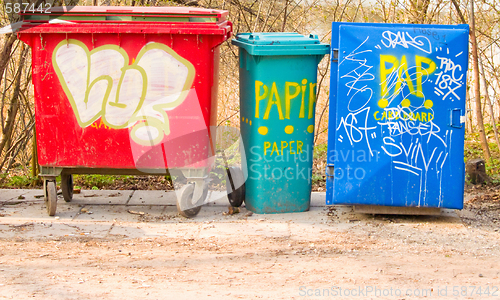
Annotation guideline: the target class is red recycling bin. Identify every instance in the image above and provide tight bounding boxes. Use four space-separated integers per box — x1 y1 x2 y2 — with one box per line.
18 6 232 217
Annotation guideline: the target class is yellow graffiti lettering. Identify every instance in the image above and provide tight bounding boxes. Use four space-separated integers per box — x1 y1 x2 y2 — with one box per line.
255 80 318 120
394 55 415 96
380 55 436 99
380 55 399 96
264 140 304 156
263 82 284 120
281 141 288 155
285 82 300 119
101 119 109 129
297 140 303 154
270 142 279 155
415 56 436 97
264 141 271 155
91 119 110 129
299 81 307 118
373 109 435 123
255 80 268 119
290 141 296 154
308 83 317 119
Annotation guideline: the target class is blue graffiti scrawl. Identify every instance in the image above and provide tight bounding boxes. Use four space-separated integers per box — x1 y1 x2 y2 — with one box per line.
327 23 469 209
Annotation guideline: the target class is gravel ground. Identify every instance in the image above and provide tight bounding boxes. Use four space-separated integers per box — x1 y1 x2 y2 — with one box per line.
0 186 499 299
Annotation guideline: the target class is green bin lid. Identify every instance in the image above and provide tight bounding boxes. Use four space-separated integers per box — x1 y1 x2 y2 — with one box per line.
232 32 329 56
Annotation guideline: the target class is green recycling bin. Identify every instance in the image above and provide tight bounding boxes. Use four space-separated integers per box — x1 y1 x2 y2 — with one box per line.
232 33 329 213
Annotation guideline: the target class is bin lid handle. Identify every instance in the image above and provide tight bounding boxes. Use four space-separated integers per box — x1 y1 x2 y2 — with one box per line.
106 9 133 13
48 19 76 25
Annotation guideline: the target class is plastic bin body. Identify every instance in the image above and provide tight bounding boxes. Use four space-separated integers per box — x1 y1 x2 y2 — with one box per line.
232 33 329 213
18 6 231 172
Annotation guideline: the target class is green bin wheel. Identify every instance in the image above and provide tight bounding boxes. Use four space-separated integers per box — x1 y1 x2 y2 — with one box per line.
176 183 207 218
61 174 73 202
44 180 57 216
226 166 245 207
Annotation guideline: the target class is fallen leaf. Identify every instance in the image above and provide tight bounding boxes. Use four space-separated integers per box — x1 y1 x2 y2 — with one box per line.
223 206 240 215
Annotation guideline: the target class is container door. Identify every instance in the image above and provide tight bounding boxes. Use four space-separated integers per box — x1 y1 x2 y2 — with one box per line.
327 23 469 209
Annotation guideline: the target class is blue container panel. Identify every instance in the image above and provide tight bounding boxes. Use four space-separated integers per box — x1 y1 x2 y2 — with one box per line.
327 23 469 209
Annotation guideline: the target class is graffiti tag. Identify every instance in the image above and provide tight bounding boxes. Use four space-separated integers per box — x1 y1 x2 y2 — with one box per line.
53 40 195 146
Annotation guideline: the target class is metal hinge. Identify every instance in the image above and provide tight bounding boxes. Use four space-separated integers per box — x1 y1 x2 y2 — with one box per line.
331 49 339 62
448 108 463 129
326 165 334 177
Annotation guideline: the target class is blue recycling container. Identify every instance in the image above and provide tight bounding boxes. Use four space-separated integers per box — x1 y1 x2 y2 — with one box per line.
326 22 469 209
232 33 329 213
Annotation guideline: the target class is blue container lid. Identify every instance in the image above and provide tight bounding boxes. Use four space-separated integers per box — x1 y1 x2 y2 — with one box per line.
232 32 330 56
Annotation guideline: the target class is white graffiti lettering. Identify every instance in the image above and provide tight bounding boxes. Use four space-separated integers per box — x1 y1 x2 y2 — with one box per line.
381 31 432 54
336 107 377 155
434 56 463 101
340 37 375 112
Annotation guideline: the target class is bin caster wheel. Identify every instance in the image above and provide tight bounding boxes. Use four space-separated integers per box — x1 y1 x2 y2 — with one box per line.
226 166 245 207
61 174 73 202
44 180 57 216
176 183 207 218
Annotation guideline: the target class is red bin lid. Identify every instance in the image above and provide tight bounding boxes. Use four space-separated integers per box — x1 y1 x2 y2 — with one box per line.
20 5 228 23
17 5 231 36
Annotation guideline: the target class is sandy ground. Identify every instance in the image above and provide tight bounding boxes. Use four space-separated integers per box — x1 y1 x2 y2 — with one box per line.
0 188 499 300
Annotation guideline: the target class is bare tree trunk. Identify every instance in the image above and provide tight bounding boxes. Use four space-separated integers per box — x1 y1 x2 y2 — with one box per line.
409 0 430 23
479 57 500 153
31 129 39 177
466 92 472 133
0 45 27 157
469 0 491 161
0 34 17 89
452 0 491 161
281 0 288 32
450 0 466 23
252 0 264 32
314 61 331 144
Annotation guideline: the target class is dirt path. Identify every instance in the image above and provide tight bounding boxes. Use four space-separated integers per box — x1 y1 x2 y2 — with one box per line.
0 190 499 299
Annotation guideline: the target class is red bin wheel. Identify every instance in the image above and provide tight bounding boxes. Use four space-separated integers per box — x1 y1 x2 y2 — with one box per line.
226 166 245 207
176 183 207 218
44 180 57 216
61 174 73 202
